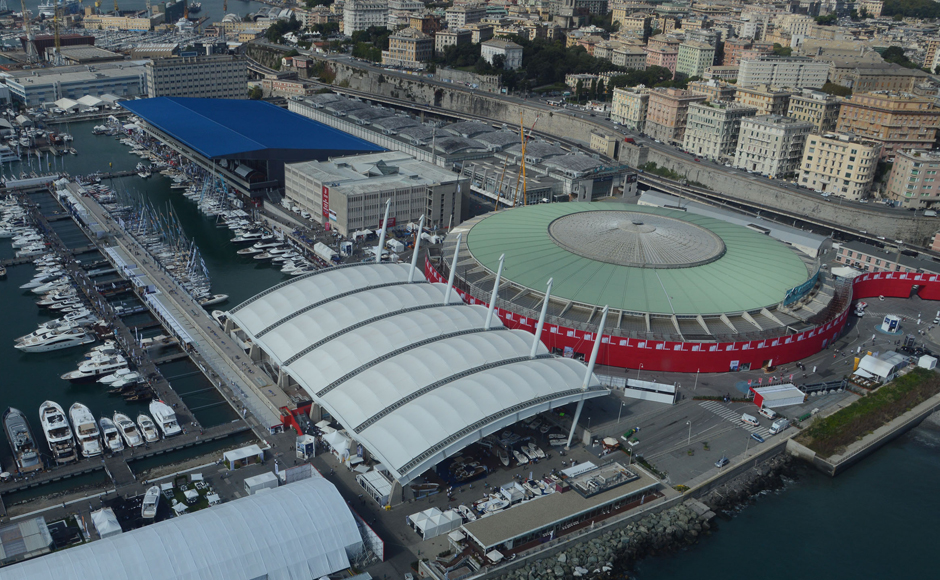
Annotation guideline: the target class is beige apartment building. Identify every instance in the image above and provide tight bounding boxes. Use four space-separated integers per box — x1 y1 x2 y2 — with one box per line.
859 0 883 17
647 34 680 52
445 4 486 28
381 27 433 69
733 115 813 179
682 101 758 161
836 92 940 159
435 29 471 56
614 13 652 41
842 64 928 93
676 41 716 79
787 89 842 133
688 79 737 102
798 133 882 200
611 86 650 131
734 84 794 116
737 56 829 89
644 88 706 144
924 38 940 71
612 45 647 70
885 149 940 208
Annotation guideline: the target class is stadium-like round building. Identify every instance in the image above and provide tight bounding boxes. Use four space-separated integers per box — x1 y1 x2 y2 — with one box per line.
425 203 854 373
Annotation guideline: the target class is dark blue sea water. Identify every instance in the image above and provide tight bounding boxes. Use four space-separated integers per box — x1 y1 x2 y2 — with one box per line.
635 424 939 579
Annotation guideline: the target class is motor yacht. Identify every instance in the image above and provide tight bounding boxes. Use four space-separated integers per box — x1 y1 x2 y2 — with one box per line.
69 403 103 458
15 328 95 353
61 355 127 383
3 407 43 473
113 412 143 448
141 485 160 519
98 367 135 385
137 414 160 443
99 417 123 452
149 400 182 437
39 401 78 464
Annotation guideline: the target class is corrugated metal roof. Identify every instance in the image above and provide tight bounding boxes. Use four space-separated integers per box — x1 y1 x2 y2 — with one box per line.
121 97 383 159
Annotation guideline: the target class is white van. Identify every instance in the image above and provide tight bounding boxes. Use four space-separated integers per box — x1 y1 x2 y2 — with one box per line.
741 413 759 427
769 418 790 435
759 408 777 420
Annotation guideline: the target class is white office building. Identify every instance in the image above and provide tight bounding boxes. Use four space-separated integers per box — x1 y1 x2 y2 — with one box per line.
343 0 389 34
737 56 830 89
1 61 148 106
682 101 758 162
733 115 813 179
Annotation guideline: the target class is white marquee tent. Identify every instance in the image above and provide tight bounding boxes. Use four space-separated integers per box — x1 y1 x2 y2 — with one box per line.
227 262 608 486
407 507 463 540
0 478 363 580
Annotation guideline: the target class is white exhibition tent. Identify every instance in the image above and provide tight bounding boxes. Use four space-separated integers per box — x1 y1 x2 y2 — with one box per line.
227 262 608 486
91 508 122 538
54 98 81 112
407 507 463 540
323 430 352 458
76 95 104 109
857 351 907 383
0 478 363 580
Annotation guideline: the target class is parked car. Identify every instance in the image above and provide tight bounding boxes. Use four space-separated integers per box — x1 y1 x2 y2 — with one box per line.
715 457 730 468
750 433 765 444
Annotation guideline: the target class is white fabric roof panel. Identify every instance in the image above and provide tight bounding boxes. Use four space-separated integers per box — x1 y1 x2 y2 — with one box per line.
288 306 502 395
229 263 608 486
0 478 362 580
228 263 419 335
254 283 462 365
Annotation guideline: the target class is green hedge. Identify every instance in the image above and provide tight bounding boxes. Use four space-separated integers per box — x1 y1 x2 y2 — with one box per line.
796 368 940 457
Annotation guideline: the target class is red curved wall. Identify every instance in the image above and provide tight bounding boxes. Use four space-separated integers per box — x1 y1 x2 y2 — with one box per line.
427 260 940 373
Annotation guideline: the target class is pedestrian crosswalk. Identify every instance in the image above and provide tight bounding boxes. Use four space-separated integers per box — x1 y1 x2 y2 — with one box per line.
699 401 771 438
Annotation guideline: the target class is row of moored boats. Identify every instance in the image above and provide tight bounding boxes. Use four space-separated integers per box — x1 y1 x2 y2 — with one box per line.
3 400 182 472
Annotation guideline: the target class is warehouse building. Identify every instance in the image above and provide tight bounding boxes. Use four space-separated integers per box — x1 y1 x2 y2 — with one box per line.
284 151 466 234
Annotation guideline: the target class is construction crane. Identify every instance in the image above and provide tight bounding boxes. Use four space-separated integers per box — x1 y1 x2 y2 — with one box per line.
512 113 540 206
51 5 63 66
20 0 37 64
114 0 118 15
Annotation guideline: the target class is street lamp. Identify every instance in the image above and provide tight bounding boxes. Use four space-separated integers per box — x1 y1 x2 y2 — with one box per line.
745 435 751 456
694 369 699 391
636 363 643 380
617 401 625 424
686 421 691 446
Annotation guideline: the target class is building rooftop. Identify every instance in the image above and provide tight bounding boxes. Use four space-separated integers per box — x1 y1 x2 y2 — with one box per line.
286 151 458 197
121 97 383 160
482 38 522 49
841 240 940 273
1 60 149 86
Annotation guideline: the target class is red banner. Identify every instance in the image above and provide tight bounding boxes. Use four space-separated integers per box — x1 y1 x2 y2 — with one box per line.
321 186 330 220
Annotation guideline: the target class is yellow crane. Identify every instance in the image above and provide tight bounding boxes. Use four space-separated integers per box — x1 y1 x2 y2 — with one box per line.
511 113 540 206
20 0 37 64
114 0 118 14
51 5 63 66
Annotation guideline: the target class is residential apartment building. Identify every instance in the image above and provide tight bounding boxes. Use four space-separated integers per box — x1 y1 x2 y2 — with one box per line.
682 101 758 161
445 4 487 28
481 39 523 69
885 149 940 208
611 45 647 70
644 88 706 145
704 65 739 81
614 13 652 41
409 15 443 35
645 46 678 75
723 38 752 66
343 0 388 34
647 34 680 53
835 92 940 159
676 41 716 79
146 55 247 99
463 23 494 44
859 0 883 17
284 151 464 236
387 0 425 27
787 89 842 133
734 84 794 116
434 29 471 56
924 38 940 71
611 86 649 131
835 240 940 274
381 27 433 69
841 64 928 93
798 132 882 200
737 56 829 89
688 79 736 102
733 115 813 179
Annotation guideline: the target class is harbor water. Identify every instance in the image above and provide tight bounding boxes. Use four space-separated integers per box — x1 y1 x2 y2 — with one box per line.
0 120 284 474
20 0 271 23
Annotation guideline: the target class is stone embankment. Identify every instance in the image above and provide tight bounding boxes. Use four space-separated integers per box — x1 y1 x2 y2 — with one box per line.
492 455 797 580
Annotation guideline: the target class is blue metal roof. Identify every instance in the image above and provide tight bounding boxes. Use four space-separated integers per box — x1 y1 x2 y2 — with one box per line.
121 97 384 160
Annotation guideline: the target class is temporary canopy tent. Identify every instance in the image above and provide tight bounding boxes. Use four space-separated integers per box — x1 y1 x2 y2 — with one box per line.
91 508 122 538
407 507 462 540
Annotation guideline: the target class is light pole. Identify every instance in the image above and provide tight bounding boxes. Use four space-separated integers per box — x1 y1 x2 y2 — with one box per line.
636 363 643 380
694 369 699 391
686 421 691 446
745 435 751 456
617 401 625 424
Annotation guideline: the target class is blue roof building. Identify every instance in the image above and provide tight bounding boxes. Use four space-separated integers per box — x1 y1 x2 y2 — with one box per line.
121 97 384 197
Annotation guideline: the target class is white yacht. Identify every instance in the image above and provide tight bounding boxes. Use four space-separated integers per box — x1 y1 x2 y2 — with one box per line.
141 485 161 519
61 355 127 383
137 413 160 443
99 417 124 452
39 401 78 464
113 412 143 448
69 403 103 458
15 328 95 353
149 400 182 437
98 368 134 385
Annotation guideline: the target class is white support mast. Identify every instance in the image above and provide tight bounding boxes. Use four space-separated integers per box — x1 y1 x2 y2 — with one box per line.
407 215 425 283
529 278 553 358
442 233 461 305
484 254 505 330
566 305 608 449
374 199 391 263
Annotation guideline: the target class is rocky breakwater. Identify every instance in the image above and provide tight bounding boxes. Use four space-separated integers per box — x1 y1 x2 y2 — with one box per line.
699 454 798 514
494 501 714 580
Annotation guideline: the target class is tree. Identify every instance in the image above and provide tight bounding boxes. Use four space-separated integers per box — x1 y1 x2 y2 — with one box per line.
882 45 920 69
935 65 940 75
492 54 506 70
883 0 940 19
576 79 584 102
596 79 605 100
814 14 837 25
772 43 792 57
248 85 263 100
304 0 333 6
821 82 852 97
